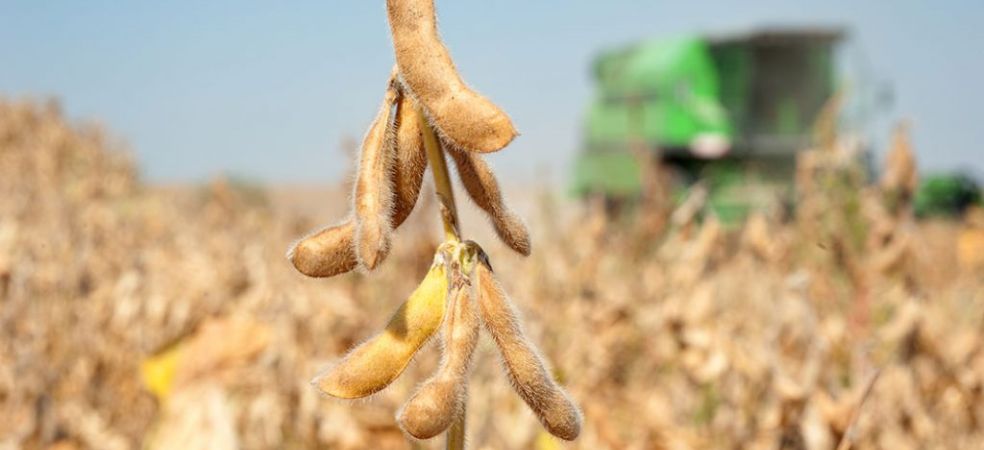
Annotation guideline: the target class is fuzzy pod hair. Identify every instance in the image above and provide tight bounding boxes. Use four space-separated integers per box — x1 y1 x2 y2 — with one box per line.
391 92 428 227
397 276 479 439
386 0 517 153
448 148 531 256
287 221 359 278
353 81 400 270
474 259 582 440
312 257 448 399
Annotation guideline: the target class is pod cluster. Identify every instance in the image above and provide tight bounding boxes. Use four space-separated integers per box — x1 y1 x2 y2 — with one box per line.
287 0 530 276
311 242 581 441
291 0 579 442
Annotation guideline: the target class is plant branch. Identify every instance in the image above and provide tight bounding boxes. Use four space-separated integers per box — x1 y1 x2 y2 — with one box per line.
417 104 466 449
446 404 466 450
418 106 460 242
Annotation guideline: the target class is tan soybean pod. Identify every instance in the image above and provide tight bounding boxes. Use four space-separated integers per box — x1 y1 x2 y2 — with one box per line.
386 0 517 153
474 260 582 440
288 91 427 278
353 82 399 270
391 92 428 227
312 257 448 399
287 221 359 278
398 278 480 439
449 148 531 255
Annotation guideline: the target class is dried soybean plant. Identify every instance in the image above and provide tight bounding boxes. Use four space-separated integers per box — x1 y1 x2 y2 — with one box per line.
286 0 580 447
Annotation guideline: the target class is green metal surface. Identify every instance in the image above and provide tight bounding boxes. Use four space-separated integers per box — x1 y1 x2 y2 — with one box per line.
586 36 732 148
707 44 752 134
572 150 642 196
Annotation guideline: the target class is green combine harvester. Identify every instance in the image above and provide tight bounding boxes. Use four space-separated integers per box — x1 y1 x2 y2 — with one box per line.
573 27 845 221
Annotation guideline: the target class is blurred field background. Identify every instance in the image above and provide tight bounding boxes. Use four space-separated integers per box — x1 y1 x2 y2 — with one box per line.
1 96 983 450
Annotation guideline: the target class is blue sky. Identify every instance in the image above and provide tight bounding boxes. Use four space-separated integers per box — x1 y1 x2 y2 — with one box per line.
1 1 982 183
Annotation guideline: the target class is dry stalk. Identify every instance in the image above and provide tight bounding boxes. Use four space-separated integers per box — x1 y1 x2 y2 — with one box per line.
835 370 882 450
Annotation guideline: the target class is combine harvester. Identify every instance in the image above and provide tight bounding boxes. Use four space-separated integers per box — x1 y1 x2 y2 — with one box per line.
573 27 854 222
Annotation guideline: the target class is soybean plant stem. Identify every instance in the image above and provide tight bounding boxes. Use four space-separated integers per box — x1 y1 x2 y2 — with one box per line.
417 105 466 450
418 106 461 242
446 405 466 450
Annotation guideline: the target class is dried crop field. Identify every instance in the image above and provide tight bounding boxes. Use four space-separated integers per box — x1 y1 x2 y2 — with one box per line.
1 99 982 450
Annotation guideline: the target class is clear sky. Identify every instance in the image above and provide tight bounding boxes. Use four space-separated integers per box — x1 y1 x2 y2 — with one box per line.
1 1 982 183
